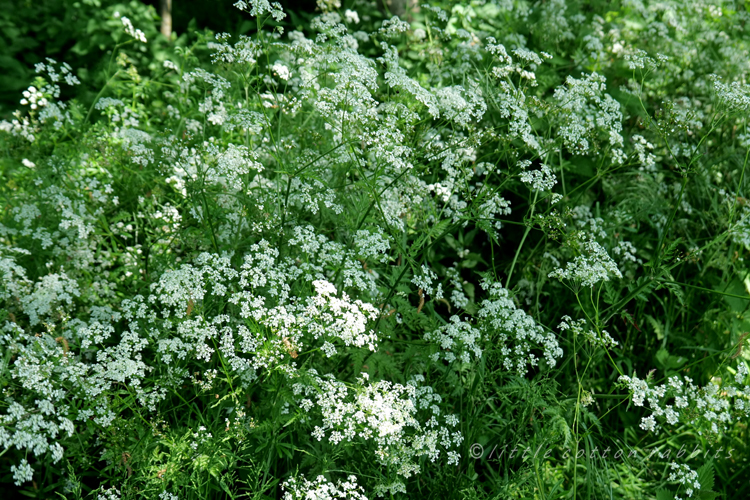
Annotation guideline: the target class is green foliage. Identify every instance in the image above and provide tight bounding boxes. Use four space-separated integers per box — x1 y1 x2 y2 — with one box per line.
1 0 750 499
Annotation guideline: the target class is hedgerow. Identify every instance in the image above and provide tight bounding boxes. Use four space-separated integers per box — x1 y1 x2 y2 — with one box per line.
1 1 750 498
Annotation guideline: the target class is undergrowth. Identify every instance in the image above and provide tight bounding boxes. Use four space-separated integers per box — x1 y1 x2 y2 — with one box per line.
1 0 750 498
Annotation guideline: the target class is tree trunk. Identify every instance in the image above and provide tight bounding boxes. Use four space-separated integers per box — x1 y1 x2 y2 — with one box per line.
387 0 418 20
160 0 172 38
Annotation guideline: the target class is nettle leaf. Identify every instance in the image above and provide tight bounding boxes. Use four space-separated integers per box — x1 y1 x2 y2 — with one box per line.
655 489 675 500
696 462 715 493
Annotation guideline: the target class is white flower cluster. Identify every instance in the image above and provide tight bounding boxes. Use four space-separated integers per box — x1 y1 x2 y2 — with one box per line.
296 372 462 477
0 248 32 302
33 59 80 87
316 0 342 14
619 363 750 435
423 5 448 22
667 462 701 498
445 266 469 310
557 315 618 349
21 272 80 326
435 81 487 128
208 142 264 188
631 134 657 172
485 38 550 86
282 474 368 500
380 44 439 118
624 49 658 71
569 206 608 241
96 98 142 132
477 280 563 375
580 390 594 407
180 69 231 126
731 206 750 249
142 229 384 381
233 0 286 21
117 14 147 43
548 240 622 287
0 111 35 141
519 162 557 192
272 61 291 81
611 240 642 278
424 315 482 364
208 33 260 65
483 41 544 154
344 9 359 24
308 279 380 355
552 73 625 163
411 264 443 299
0 326 81 482
10 458 33 486
373 481 407 497
1 58 78 139
478 192 512 232
379 16 410 38
98 487 122 500
710 74 750 112
20 86 48 109
353 229 391 263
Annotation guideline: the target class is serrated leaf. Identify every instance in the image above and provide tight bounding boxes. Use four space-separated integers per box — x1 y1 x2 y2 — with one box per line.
697 462 715 492
697 492 720 500
655 489 675 500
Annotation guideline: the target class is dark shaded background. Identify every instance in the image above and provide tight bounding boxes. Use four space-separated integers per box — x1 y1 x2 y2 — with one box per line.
0 0 320 117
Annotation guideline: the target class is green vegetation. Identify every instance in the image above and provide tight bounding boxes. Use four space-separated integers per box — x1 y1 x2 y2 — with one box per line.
1 0 750 498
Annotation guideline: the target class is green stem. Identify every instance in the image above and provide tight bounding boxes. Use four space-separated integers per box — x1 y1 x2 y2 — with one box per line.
506 189 539 288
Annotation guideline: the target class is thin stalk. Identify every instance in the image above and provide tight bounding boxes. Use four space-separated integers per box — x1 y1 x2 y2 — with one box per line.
506 189 539 288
